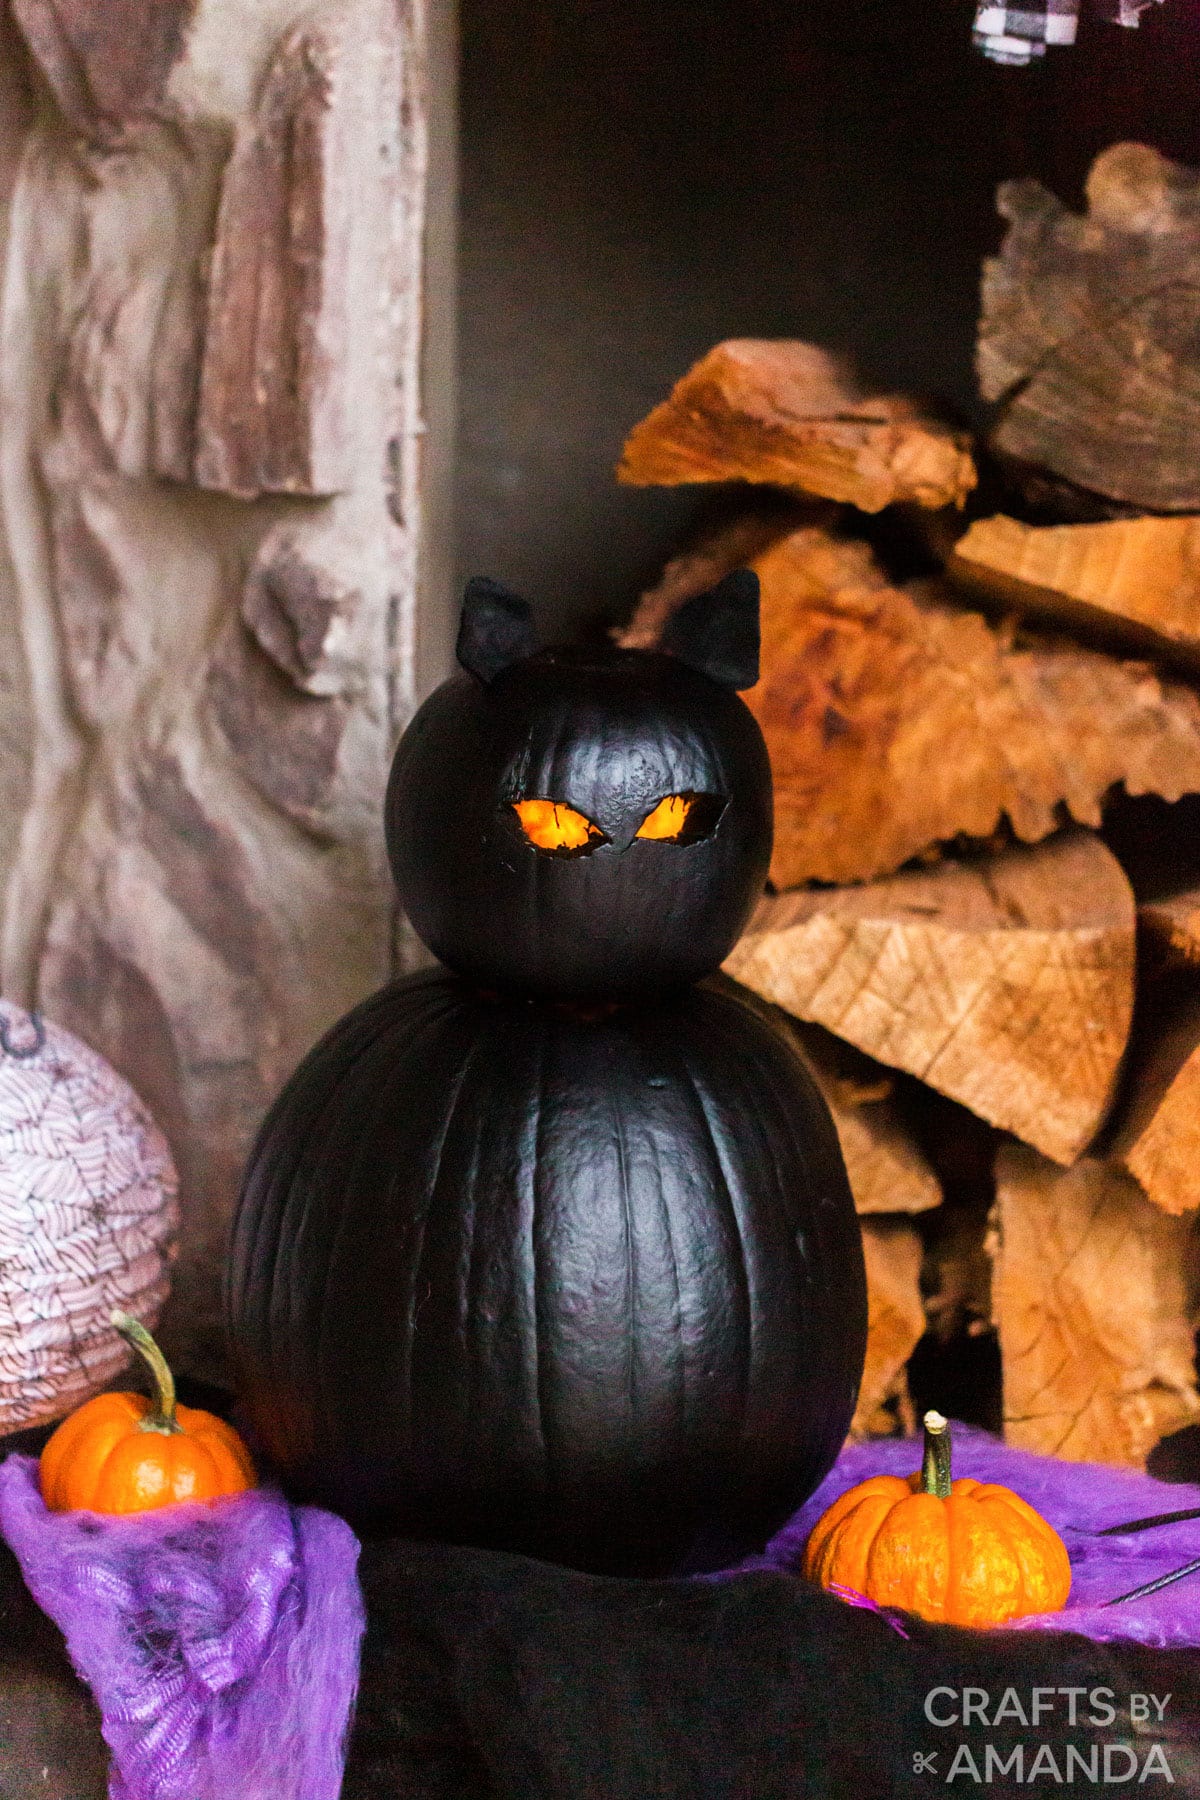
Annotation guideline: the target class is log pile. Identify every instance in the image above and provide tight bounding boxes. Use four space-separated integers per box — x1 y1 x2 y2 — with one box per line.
617 141 1200 1467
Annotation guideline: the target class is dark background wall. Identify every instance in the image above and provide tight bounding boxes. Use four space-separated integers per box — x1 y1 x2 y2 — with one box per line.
455 0 1200 644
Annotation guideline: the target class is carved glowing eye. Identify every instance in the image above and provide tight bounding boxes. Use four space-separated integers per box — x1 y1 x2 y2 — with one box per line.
635 793 725 844
512 799 606 854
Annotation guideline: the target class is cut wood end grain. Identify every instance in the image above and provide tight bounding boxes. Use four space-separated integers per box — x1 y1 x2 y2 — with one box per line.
618 340 976 512
980 144 1200 514
992 1144 1200 1465
726 831 1136 1165
951 512 1200 673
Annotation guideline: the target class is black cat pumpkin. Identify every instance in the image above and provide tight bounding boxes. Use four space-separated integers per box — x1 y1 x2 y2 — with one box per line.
225 572 867 1575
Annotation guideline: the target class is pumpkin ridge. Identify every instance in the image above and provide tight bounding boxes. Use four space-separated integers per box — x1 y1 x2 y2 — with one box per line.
994 1496 1044 1618
969 1492 1024 1624
170 1433 223 1503
462 1036 496 1477
283 978 462 1474
678 1059 752 1448
529 1024 551 1487
814 1490 861 1582
235 981 428 1427
977 1488 1069 1613
407 1018 493 1473
803 1474 909 1577
844 1489 907 1594
764 1023 855 1463
303 983 463 1473
231 973 439 1324
867 1491 943 1616
186 1409 257 1486
709 986 862 1487
600 1042 639 1435
42 1395 144 1510
945 1483 959 1624
643 1078 688 1454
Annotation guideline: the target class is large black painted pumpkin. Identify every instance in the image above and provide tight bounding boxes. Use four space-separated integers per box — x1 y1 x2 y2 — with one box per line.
226 571 868 1574
226 970 865 1573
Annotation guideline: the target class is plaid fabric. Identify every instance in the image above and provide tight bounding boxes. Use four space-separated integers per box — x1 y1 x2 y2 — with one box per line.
973 0 1079 64
973 0 1166 63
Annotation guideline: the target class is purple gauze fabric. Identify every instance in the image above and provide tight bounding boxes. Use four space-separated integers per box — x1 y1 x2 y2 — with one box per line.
0 1454 364 1800
749 1423 1200 1648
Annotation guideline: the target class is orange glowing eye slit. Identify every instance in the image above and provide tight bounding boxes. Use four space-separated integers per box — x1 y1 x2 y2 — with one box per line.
635 792 725 843
512 799 606 854
636 794 694 841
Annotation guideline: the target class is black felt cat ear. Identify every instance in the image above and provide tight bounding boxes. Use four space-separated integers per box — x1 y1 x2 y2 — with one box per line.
457 577 540 684
659 569 760 690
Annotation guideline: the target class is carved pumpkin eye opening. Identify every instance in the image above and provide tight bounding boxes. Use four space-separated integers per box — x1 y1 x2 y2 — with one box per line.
635 792 726 845
512 799 607 855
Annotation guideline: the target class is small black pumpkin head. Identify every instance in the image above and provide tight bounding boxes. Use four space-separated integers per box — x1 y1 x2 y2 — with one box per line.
386 572 772 1001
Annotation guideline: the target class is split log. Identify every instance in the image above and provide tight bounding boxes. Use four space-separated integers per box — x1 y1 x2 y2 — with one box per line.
853 1216 924 1439
0 0 448 1379
1140 886 1200 970
980 143 1200 514
617 340 976 513
791 1022 940 1217
616 502 816 651
621 523 1200 889
1108 993 1200 1217
951 513 1200 674
991 1144 1200 1464
725 831 1135 1165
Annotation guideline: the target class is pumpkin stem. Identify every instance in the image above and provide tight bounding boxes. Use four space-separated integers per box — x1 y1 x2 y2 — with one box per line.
112 1310 180 1435
920 1410 952 1500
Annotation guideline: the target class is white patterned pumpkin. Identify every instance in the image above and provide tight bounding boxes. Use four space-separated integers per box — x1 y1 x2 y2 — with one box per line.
0 1000 178 1433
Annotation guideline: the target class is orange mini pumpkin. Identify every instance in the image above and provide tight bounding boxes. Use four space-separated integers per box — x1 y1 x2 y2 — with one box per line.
803 1411 1071 1628
40 1312 256 1515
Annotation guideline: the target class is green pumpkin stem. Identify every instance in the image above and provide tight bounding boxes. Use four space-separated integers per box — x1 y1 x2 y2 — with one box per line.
920 1410 952 1500
112 1310 180 1435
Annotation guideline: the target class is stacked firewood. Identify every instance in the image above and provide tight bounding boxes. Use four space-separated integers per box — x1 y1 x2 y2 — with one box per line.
616 143 1200 1468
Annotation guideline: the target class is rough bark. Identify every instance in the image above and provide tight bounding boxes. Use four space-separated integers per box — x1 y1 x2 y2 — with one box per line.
725 830 1135 1165
0 0 443 1380
617 340 976 513
621 522 1200 889
853 1215 924 1439
980 143 1200 514
951 512 1200 675
791 1022 940 1217
992 1144 1200 1465
1109 994 1200 1217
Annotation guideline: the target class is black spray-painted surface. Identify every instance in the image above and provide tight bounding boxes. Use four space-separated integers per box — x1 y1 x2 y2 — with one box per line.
387 575 770 1001
226 972 865 1573
228 578 867 1573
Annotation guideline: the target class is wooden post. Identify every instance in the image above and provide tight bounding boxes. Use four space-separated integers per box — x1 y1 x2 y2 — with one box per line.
0 0 457 1379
